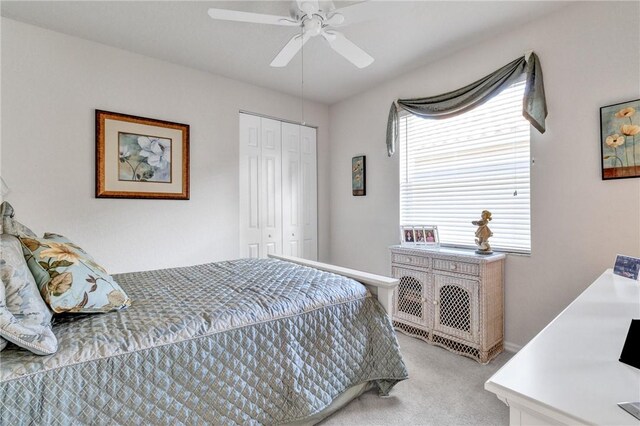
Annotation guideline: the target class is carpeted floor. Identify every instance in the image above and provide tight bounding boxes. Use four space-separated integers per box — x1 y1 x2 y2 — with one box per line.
322 332 512 425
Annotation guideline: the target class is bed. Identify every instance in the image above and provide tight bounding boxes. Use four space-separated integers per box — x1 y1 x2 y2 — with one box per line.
0 256 408 425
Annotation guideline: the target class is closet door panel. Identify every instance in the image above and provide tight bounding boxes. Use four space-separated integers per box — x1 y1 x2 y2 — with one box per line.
301 126 317 261
239 113 262 258
260 118 282 257
240 114 317 261
281 122 302 257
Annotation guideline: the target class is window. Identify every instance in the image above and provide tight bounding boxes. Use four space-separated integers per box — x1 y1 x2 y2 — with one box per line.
399 80 530 253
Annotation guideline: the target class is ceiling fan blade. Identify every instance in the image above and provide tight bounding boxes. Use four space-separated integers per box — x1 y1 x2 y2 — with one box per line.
324 12 345 26
322 31 373 68
270 32 312 67
330 1 394 26
318 0 337 13
296 0 320 16
207 8 299 26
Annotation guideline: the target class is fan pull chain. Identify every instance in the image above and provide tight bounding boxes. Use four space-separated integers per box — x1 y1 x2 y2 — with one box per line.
513 127 518 196
300 25 305 126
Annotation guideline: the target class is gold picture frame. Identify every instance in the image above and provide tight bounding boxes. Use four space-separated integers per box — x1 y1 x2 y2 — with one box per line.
96 110 189 199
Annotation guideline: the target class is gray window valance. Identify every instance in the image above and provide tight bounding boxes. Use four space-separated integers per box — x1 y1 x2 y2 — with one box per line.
386 52 547 156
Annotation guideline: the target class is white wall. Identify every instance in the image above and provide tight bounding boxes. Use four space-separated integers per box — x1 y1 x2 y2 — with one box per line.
0 18 331 273
3 3 640 348
328 2 640 348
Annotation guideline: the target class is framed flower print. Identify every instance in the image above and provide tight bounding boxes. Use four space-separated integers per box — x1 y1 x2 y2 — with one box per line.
601 99 640 180
352 155 366 196
96 110 190 199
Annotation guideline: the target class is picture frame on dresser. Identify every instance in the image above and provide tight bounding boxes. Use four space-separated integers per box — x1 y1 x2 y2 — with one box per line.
400 225 439 247
401 226 415 245
423 226 439 246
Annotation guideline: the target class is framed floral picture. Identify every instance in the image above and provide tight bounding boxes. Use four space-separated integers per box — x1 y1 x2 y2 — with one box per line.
352 155 366 196
96 110 189 199
601 98 640 180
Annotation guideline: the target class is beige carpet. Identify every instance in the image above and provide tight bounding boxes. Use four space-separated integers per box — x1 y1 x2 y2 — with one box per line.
321 333 512 425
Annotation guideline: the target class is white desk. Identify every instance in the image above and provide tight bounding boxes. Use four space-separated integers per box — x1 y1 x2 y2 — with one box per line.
485 270 640 425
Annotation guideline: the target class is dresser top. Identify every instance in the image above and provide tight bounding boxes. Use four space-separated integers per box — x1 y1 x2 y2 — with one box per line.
485 269 640 424
389 245 506 261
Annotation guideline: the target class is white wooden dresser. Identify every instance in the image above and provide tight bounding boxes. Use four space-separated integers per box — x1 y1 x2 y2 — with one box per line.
389 245 505 364
485 269 640 425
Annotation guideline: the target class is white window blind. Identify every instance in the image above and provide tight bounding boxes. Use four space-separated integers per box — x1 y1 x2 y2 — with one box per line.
399 80 531 253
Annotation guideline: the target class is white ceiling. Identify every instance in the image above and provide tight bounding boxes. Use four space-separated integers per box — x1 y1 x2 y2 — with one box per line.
1 1 568 104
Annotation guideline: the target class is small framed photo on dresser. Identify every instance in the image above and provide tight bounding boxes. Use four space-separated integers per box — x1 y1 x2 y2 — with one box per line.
401 225 440 247
401 226 415 246
423 226 439 246
613 254 640 280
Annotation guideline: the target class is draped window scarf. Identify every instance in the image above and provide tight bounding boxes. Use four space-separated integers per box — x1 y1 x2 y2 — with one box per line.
386 52 547 156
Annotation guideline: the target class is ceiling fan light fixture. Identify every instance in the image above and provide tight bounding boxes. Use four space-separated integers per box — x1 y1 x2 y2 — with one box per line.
304 17 323 36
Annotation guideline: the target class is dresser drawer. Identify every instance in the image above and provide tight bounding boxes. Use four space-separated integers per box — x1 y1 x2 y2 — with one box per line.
433 259 479 276
391 252 430 268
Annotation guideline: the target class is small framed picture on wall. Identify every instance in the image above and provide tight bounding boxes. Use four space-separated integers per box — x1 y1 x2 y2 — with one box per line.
352 155 366 196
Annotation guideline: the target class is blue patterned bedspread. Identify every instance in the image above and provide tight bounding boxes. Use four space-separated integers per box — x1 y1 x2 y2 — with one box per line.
0 258 407 425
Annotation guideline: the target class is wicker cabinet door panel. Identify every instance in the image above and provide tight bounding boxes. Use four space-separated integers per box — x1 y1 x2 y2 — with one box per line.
433 274 479 344
392 266 431 328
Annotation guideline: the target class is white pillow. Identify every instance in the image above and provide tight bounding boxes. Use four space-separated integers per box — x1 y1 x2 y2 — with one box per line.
0 234 58 355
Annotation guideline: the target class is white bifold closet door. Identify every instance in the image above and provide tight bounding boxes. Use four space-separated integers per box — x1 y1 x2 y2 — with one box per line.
281 122 317 260
239 113 317 260
239 114 282 258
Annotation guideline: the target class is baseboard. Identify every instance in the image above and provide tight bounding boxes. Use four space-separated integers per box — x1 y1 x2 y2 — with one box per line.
503 341 523 353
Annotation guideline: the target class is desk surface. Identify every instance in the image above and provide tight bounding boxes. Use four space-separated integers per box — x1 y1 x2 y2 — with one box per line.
485 269 640 424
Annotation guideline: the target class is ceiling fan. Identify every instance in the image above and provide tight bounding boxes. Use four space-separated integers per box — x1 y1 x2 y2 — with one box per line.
207 0 374 69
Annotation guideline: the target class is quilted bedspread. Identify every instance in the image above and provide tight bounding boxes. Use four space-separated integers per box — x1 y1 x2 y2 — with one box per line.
0 258 407 425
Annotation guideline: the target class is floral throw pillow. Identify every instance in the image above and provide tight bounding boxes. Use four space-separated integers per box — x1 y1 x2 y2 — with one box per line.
19 233 131 314
1 234 58 355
